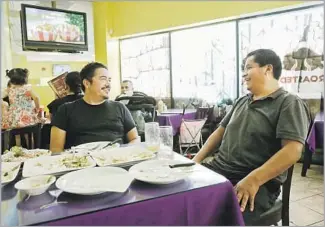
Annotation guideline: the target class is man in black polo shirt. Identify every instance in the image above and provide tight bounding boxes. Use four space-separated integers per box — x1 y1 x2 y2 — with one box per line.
50 62 139 152
193 49 310 225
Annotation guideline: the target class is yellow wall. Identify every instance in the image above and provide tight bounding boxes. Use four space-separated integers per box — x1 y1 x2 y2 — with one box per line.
109 1 304 37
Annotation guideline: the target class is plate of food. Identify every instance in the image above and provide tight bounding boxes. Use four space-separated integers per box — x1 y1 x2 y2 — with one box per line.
129 160 194 185
56 167 134 195
90 146 156 167
2 147 51 163
2 162 21 186
22 153 96 178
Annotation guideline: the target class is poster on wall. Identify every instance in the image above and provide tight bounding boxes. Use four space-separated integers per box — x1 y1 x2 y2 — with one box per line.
48 72 69 98
239 6 323 98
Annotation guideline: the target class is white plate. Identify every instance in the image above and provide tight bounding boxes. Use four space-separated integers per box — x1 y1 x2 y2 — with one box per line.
2 148 51 163
22 154 96 178
129 160 192 185
90 146 156 167
56 167 134 195
2 162 21 185
74 141 120 151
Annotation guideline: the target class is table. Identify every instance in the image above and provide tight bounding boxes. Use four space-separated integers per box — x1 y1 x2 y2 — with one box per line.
1 153 244 226
306 112 324 152
158 112 197 135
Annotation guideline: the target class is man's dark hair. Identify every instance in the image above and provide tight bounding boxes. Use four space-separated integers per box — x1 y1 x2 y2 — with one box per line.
79 62 107 91
246 49 282 80
65 71 82 94
6 68 29 85
122 80 133 86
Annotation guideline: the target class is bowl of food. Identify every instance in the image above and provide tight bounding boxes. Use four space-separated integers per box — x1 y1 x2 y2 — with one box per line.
14 175 56 196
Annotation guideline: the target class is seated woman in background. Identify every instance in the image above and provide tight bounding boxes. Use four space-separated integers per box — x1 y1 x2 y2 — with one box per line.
2 81 11 105
47 71 83 119
2 100 9 129
5 68 40 129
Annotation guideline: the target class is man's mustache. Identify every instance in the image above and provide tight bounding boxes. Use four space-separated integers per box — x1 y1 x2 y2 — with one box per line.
101 85 110 90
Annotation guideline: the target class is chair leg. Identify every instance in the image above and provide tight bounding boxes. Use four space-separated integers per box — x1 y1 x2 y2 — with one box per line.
282 213 289 226
301 146 313 177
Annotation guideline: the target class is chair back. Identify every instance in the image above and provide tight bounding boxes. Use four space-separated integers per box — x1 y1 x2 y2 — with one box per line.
179 119 206 145
9 123 42 149
281 165 294 224
1 129 11 154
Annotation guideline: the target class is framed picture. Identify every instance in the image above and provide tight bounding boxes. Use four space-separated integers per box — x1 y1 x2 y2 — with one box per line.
53 64 71 77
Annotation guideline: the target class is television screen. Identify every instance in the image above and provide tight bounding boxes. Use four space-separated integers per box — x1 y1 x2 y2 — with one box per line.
21 4 88 52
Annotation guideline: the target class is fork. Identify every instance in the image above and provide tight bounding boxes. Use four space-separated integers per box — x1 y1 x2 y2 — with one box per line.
101 138 122 150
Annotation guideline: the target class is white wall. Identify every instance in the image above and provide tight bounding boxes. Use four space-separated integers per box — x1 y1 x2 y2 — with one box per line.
1 2 13 89
7 1 95 62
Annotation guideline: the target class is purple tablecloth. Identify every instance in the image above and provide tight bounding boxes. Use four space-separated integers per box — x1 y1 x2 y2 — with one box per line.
307 112 324 152
161 109 197 115
1 153 244 226
158 112 197 135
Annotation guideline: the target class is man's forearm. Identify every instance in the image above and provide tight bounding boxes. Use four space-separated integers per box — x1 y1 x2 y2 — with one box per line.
193 126 225 163
248 140 303 186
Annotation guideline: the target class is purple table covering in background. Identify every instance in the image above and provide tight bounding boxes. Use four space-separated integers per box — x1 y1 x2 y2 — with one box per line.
158 112 197 135
1 153 244 226
307 112 324 152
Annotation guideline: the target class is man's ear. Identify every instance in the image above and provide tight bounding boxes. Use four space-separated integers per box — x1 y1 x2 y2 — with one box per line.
265 64 274 76
83 79 89 90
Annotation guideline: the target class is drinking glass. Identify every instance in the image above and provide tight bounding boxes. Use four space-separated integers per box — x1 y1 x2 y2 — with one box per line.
159 126 174 159
145 122 160 152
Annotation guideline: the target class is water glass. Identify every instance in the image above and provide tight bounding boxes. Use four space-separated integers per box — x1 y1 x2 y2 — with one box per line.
159 126 174 159
145 122 160 152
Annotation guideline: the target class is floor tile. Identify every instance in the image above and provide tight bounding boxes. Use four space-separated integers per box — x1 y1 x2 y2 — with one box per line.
297 195 324 214
290 202 324 226
310 220 324 226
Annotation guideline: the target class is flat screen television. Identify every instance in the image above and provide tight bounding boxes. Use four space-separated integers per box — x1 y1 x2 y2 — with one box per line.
20 4 88 53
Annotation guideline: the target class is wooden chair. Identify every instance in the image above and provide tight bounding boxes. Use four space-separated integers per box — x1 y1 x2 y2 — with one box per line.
9 123 42 149
252 165 294 226
1 129 11 154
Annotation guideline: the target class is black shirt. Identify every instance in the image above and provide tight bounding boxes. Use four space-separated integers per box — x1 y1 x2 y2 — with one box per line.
51 99 136 148
47 94 83 117
209 88 310 184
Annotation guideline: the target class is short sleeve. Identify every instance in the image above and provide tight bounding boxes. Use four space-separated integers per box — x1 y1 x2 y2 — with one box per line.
51 104 69 131
220 97 245 128
276 96 310 144
120 104 136 133
47 100 56 114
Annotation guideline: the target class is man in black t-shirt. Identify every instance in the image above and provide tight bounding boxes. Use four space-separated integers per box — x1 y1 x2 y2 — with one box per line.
50 62 138 152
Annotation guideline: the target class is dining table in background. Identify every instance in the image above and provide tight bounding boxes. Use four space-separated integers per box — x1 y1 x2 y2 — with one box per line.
1 152 244 226
158 109 197 136
306 111 324 152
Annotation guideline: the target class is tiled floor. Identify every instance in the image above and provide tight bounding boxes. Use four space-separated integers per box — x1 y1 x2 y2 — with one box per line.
288 163 324 226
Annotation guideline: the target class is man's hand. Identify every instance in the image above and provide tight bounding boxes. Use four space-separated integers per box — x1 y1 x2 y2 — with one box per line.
234 174 261 212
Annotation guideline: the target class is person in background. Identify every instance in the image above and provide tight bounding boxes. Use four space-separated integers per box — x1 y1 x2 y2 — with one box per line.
50 62 139 152
5 68 40 129
2 100 9 129
193 49 310 225
120 80 134 96
2 81 11 105
47 71 83 119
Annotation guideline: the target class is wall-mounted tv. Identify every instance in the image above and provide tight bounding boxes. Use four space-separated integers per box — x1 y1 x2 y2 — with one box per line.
20 4 88 53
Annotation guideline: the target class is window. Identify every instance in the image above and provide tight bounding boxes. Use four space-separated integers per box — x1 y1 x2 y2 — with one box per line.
120 33 171 98
239 6 323 97
171 22 237 104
